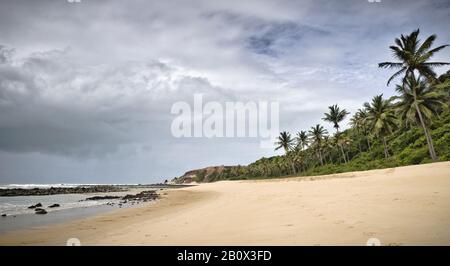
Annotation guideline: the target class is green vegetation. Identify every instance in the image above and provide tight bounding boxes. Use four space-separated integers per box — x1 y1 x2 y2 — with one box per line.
201 29 450 182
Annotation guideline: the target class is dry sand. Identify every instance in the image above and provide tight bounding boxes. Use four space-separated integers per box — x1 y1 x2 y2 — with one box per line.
1 161 450 246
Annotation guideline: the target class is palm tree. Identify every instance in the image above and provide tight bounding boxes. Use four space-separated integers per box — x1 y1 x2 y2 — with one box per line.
295 131 309 151
322 135 335 164
394 75 447 160
364 95 398 159
357 108 372 150
275 131 296 174
323 104 350 163
379 29 449 86
350 113 363 153
308 124 328 166
275 131 294 153
350 108 372 151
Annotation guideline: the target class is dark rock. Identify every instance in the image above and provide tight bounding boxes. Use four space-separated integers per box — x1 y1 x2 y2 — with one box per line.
122 190 159 201
28 203 42 209
35 209 47 215
1 214 6 217
0 185 126 197
85 195 121 201
48 204 60 208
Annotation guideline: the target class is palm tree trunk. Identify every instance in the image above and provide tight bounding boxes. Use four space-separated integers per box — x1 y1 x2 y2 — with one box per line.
414 103 438 161
291 161 296 175
284 148 296 175
336 129 347 163
382 137 389 159
317 150 324 166
339 144 347 163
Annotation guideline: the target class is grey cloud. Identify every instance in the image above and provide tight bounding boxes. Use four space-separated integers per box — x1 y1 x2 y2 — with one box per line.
0 0 449 183
0 46 234 158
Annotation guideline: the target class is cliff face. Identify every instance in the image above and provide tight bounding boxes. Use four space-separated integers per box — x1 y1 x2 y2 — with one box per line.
172 165 233 183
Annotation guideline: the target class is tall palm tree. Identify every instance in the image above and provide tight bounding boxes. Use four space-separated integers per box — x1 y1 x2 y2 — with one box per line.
275 131 296 174
357 108 371 150
364 95 398 159
394 75 447 160
323 104 350 163
350 113 363 153
308 124 328 166
350 108 372 151
322 135 335 164
295 131 309 151
379 29 449 86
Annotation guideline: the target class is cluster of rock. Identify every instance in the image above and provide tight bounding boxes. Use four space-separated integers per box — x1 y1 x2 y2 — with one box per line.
92 190 160 208
27 203 61 215
84 195 121 201
0 190 160 217
0 185 125 197
122 190 159 201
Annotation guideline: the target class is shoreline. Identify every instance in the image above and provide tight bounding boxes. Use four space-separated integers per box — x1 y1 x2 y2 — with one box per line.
1 161 449 245
0 188 161 232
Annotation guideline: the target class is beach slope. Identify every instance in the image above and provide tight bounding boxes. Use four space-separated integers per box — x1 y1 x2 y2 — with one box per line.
1 161 450 245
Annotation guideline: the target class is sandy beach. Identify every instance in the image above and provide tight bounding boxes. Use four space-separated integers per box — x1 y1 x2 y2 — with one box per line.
1 161 449 246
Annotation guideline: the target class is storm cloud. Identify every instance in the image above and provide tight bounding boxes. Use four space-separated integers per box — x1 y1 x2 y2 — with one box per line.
0 0 449 183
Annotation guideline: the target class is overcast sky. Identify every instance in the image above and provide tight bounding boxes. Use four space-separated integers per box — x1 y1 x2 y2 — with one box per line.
0 0 449 184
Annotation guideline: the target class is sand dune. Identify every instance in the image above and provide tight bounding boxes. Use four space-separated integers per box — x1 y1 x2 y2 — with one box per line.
1 161 450 246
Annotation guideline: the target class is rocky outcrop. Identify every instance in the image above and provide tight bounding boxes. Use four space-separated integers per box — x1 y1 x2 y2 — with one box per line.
83 190 159 203
172 165 234 183
122 190 158 201
0 186 125 197
84 195 121 201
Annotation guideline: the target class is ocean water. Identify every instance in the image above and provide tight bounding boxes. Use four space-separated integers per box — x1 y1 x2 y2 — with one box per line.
0 184 147 234
0 193 118 216
0 183 136 189
0 184 132 216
